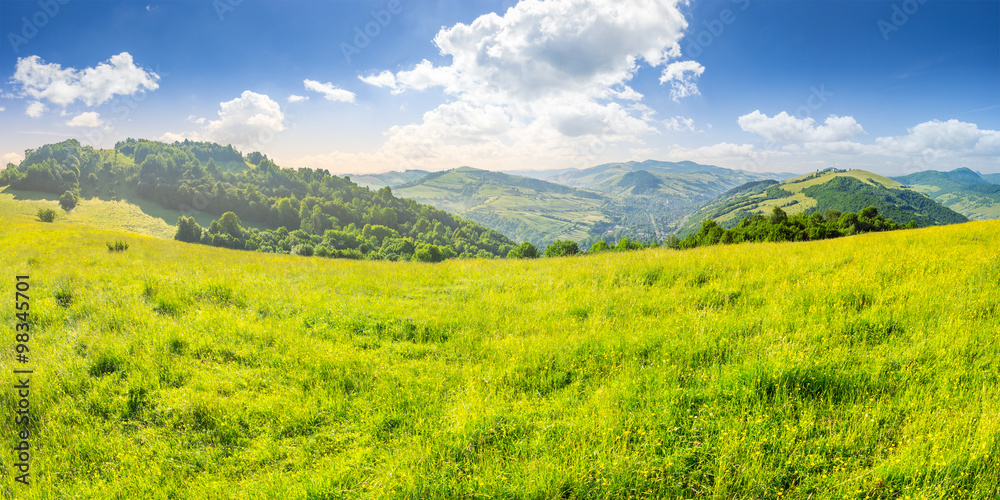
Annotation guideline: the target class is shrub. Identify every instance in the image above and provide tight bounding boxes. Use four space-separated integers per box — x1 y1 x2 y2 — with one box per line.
544 239 579 258
37 208 57 222
59 190 78 211
107 240 129 252
507 242 538 259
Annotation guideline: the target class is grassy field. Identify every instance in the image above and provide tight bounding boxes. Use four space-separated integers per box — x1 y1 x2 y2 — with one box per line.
1 210 998 498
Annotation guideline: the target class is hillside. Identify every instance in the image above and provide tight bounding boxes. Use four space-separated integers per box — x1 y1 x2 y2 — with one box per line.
348 169 431 190
0 139 516 261
892 168 1000 220
389 160 784 247
393 167 611 246
3 212 999 498
679 169 968 235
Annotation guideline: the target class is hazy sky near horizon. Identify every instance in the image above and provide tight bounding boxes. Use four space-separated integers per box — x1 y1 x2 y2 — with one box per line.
1 0 997 176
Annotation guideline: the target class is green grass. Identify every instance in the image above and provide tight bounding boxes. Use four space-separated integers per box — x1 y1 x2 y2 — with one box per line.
2 213 999 499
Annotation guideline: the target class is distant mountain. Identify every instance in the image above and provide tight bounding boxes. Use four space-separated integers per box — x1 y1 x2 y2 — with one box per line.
545 160 786 238
892 168 1000 220
391 161 786 247
347 170 431 189
393 167 609 246
679 169 968 236
983 173 1000 184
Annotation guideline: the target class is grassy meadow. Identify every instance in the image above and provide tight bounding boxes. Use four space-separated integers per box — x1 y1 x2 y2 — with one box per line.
1 210 999 498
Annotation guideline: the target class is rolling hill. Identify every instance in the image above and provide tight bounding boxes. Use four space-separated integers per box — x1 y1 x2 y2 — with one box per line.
393 167 611 246
4 208 998 498
892 167 1000 220
389 160 788 247
679 168 968 235
0 139 516 261
347 169 431 190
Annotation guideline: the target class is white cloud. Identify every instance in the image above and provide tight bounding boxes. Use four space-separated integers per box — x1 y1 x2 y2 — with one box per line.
319 0 692 171
287 95 309 103
157 132 189 143
66 111 102 128
664 116 697 132
738 110 865 143
12 52 159 109
25 101 46 118
203 91 285 148
0 107 5 112
185 115 207 125
659 61 704 102
2 152 23 165
358 70 399 92
875 119 999 157
303 80 355 103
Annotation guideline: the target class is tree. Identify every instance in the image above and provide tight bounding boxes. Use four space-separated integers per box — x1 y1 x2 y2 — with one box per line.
219 211 244 238
589 240 611 253
770 206 788 224
175 216 203 243
544 239 579 258
507 241 538 259
59 190 78 211
37 208 57 222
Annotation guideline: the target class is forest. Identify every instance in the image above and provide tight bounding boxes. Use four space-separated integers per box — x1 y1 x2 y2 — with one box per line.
0 139 516 261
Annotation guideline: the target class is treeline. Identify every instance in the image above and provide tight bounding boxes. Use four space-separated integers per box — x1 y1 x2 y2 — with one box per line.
1 139 516 260
669 206 912 249
510 205 913 259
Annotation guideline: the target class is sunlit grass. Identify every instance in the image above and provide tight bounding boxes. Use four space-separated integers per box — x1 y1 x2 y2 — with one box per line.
1 215 998 499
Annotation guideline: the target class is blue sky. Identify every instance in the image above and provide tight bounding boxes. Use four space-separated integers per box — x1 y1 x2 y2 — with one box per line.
1 0 997 175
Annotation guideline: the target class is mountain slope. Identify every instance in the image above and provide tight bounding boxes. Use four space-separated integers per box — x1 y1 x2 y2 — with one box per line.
0 139 516 260
680 169 968 235
892 168 1000 220
348 169 431 190
550 160 788 237
394 167 610 246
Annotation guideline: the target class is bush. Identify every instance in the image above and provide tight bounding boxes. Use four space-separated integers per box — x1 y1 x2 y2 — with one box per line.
59 190 78 211
544 239 579 258
107 240 129 252
507 242 538 259
37 208 57 222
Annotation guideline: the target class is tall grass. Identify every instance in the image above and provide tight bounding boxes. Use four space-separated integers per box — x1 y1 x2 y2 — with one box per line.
1 216 998 499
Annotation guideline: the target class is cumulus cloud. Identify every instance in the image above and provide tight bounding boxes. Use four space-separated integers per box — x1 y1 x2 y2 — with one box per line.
12 52 159 110
334 0 693 171
2 152 23 165
25 101 46 118
0 107 5 112
738 110 865 143
287 95 309 103
66 111 102 128
203 91 285 148
875 119 1000 157
659 61 704 102
304 80 355 103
